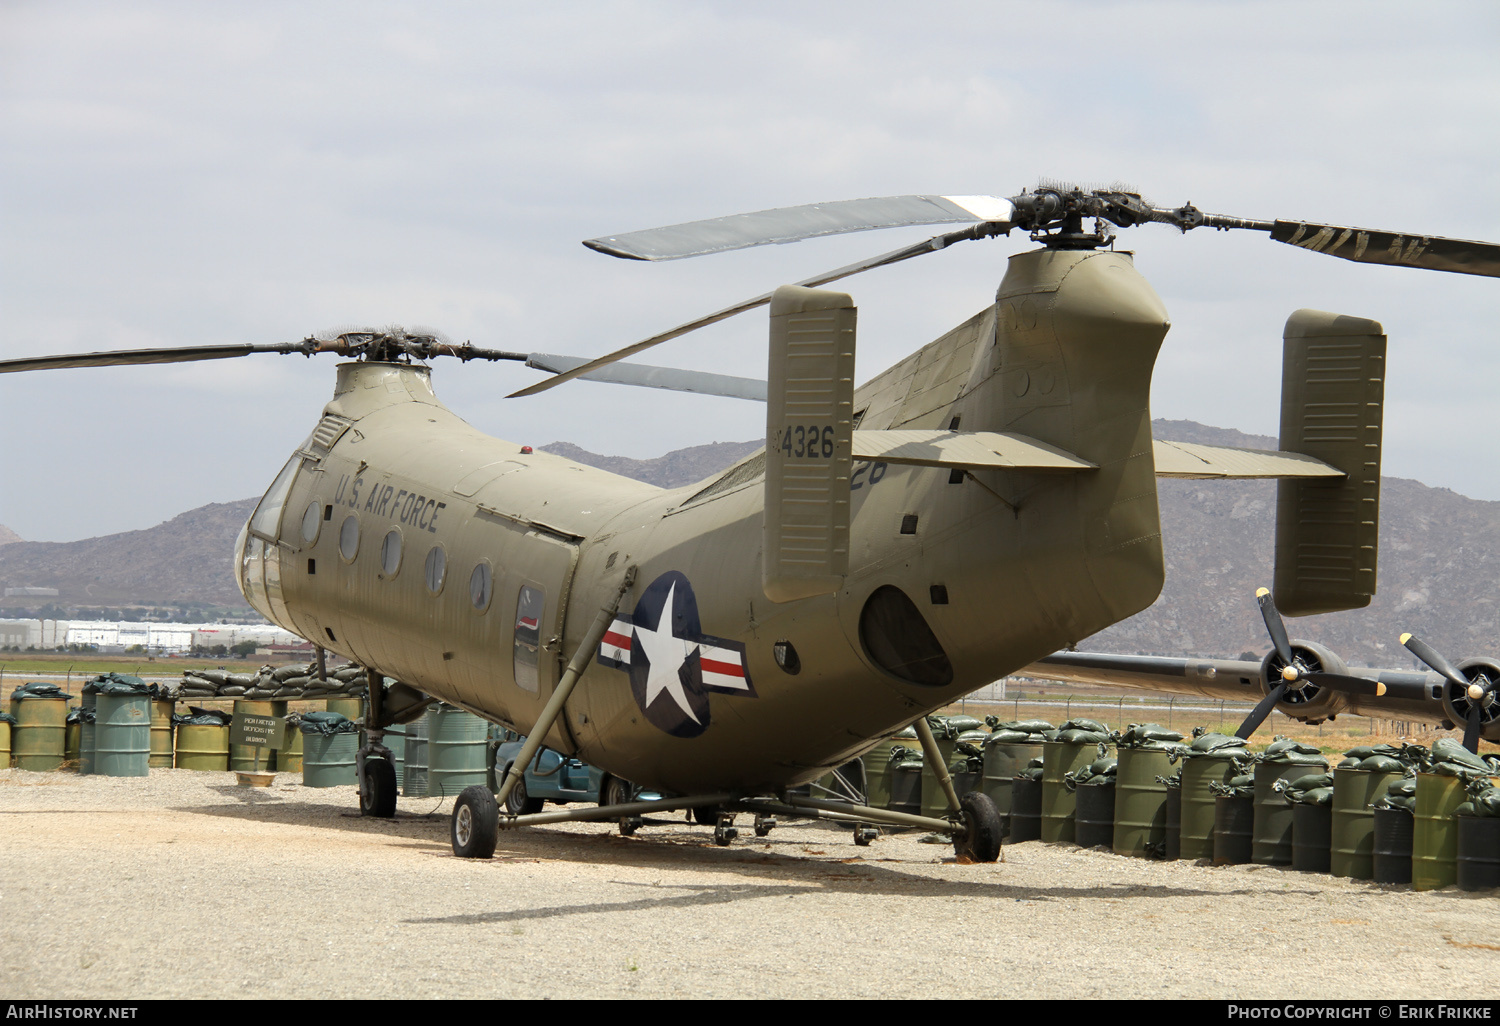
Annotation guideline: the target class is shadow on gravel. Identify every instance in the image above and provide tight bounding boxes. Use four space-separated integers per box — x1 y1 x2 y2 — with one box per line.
406 881 822 925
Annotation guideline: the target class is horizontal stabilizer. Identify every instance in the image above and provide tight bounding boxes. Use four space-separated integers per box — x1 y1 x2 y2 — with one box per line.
851 429 1095 471
1152 439 1344 479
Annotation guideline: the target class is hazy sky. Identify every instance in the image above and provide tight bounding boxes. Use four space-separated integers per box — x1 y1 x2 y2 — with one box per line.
2 1 1497 542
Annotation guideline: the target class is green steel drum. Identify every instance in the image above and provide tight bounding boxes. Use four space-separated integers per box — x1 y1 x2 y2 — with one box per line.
863 734 916 811
1291 802 1333 872
1113 747 1172 857
1456 816 1500 891
982 741 1044 817
1214 794 1254 865
0 719 10 768
888 764 921 816
426 705 489 797
1179 757 1237 859
1164 786 1181 860
1252 760 1318 866
230 700 286 772
1041 742 1097 843
1075 781 1117 848
11 696 67 771
175 724 229 771
280 728 304 773
95 694 150 777
1009 777 1043 841
326 697 363 720
65 720 80 765
302 731 358 787
404 715 429 798
1372 806 1414 885
149 699 175 769
1413 772 1466 892
919 736 958 821
80 692 95 775
1330 767 1403 880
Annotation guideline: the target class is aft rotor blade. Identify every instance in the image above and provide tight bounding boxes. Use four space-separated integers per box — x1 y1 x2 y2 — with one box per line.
1235 682 1287 740
509 224 992 399
584 195 1015 261
1400 632 1471 688
1267 221 1500 278
0 343 315 374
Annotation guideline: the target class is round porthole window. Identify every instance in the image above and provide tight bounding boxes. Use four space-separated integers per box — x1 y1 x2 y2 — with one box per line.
469 562 492 611
381 529 403 576
425 545 446 595
300 501 321 544
339 515 360 561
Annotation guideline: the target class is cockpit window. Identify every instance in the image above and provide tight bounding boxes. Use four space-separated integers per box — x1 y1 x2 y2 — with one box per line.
248 457 302 541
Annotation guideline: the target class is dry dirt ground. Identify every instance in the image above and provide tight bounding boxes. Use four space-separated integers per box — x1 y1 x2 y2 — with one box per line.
1 768 1497 1001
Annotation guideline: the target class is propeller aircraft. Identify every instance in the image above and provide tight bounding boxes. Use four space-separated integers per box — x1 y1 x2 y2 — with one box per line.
5 184 1499 862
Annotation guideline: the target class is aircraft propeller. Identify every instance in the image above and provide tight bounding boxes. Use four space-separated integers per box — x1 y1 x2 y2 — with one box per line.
1234 588 1389 740
1400 632 1496 754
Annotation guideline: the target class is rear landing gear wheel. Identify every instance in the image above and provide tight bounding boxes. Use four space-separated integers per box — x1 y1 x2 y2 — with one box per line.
452 785 499 859
714 813 739 847
853 825 879 847
360 758 397 819
953 791 1003 863
601 776 642 836
753 814 777 837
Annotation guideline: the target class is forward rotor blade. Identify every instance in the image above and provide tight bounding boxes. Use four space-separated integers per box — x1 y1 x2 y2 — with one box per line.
0 343 313 374
1268 220 1500 278
509 224 992 399
1256 588 1295 667
1400 632 1471 688
1235 682 1287 740
584 195 1015 261
525 353 767 401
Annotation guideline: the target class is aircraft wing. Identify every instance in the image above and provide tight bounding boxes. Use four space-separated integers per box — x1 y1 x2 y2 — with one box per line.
1019 650 1443 721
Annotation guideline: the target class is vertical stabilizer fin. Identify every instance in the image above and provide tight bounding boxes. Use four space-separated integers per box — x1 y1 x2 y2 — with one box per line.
1273 309 1386 616
762 285 856 603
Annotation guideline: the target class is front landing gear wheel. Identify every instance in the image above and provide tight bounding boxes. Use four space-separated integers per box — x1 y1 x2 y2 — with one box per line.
853 825 879 847
953 791 1003 863
601 776 642 836
452 785 499 859
753 814 777 837
714 813 739 847
360 758 397 818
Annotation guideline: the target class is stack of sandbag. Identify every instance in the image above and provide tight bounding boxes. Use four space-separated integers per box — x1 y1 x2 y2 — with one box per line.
1422 737 1500 779
1111 722 1184 752
1274 771 1336 806
1208 772 1257 799
1372 776 1418 812
83 673 154 696
171 706 232 727
1015 756 1045 782
1337 743 1409 773
302 664 368 698
1064 753 1118 792
984 718 1056 744
1054 718 1111 745
1255 735 1329 768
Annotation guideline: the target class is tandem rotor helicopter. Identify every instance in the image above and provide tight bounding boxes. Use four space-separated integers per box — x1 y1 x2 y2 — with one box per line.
6 184 1500 862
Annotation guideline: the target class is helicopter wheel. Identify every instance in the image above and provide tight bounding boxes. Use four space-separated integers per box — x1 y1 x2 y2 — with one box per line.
753 814 776 837
853 825 880 847
713 814 739 847
601 776 641 837
359 758 398 819
452 785 499 860
952 792 1003 863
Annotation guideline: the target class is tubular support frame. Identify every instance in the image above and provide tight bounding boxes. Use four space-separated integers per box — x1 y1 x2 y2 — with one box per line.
913 716 964 815
773 793 961 834
494 567 637 811
500 792 738 829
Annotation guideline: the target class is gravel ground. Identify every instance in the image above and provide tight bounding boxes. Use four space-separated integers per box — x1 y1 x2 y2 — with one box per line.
1 768 1496 1000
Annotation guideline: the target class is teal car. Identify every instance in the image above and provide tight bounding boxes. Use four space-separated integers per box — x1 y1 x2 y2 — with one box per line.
493 730 644 817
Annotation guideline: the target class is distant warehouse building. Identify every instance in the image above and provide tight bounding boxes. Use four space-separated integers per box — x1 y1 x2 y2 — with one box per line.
0 618 303 654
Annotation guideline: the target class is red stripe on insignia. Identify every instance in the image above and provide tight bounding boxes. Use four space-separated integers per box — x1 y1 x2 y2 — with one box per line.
602 631 631 649
701 658 743 677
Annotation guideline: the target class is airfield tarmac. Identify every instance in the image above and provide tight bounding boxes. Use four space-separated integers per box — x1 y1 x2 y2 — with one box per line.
1 768 1496 1001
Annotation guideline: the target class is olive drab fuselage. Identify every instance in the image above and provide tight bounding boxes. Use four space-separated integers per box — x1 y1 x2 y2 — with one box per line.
235 246 1172 794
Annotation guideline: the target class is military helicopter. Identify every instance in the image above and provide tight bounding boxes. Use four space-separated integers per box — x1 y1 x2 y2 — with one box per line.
5 184 1499 862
